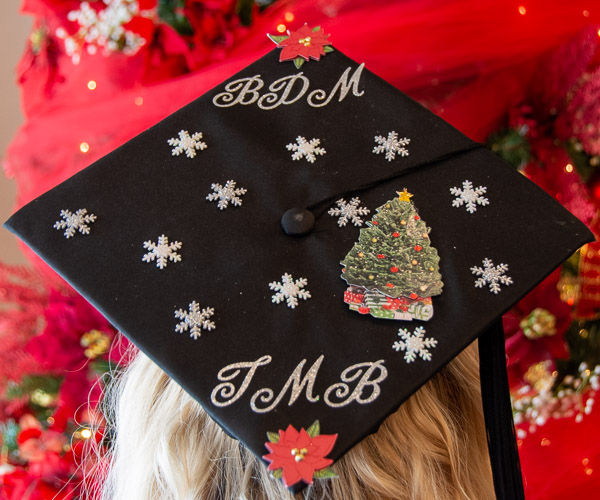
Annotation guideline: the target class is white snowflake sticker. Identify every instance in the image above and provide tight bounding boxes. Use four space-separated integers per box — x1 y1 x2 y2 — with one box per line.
286 136 326 163
373 131 410 161
53 208 97 238
393 326 437 363
142 234 182 270
174 301 215 339
328 197 370 227
269 273 311 309
450 180 489 214
471 258 513 294
206 180 247 210
168 130 207 158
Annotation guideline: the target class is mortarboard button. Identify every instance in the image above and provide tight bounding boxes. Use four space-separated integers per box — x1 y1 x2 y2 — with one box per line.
281 207 315 236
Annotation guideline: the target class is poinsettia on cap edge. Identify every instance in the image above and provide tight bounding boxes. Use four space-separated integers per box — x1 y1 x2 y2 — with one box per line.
268 24 334 69
263 420 337 487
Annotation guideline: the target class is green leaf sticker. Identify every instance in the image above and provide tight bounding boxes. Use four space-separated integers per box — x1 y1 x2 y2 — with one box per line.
313 467 338 479
323 45 335 53
312 25 321 32
306 419 320 438
293 57 305 70
267 34 289 44
267 431 280 443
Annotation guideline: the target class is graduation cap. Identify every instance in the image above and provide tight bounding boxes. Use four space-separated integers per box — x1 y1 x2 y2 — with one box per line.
4 24 594 498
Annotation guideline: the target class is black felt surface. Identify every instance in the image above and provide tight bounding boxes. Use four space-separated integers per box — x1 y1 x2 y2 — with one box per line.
4 48 594 486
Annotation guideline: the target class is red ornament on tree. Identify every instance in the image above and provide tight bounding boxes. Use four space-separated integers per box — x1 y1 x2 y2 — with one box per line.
377 254 385 259
390 266 399 273
392 232 400 237
414 245 422 251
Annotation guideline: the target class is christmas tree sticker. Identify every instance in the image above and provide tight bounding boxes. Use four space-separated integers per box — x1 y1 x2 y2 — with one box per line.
340 189 443 321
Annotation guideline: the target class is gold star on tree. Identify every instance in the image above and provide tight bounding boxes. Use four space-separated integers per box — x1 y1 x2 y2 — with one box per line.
397 189 413 202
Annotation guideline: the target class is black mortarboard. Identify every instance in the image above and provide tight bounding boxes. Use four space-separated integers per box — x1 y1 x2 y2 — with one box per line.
4 25 594 498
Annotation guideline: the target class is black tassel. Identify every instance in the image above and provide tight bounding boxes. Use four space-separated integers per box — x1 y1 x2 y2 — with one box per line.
478 320 525 500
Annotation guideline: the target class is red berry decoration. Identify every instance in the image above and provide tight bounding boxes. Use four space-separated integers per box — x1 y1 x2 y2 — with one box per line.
414 215 420 220
392 232 400 238
377 254 385 259
414 245 422 251
373 221 379 225
410 292 418 299
390 266 399 273
386 283 394 288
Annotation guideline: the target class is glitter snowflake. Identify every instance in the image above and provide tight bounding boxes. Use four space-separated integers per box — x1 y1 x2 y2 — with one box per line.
53 208 97 238
373 131 410 161
327 197 370 227
393 326 437 363
450 180 489 214
174 301 215 339
269 273 312 309
286 136 326 163
206 180 247 210
471 258 513 294
168 130 207 158
142 234 182 270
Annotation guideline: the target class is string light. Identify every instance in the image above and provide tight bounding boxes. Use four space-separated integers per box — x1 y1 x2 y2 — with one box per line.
585 468 594 475
80 142 90 153
583 10 590 17
87 80 97 90
80 428 92 439
518 5 527 15
276 24 286 33
565 163 574 173
135 96 144 106
540 437 551 446
583 458 590 466
284 12 294 22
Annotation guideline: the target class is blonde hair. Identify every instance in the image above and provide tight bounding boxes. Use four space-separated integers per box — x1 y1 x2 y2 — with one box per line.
82 338 494 500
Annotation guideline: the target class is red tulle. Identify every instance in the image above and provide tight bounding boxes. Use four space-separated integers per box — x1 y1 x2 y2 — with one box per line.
519 405 600 499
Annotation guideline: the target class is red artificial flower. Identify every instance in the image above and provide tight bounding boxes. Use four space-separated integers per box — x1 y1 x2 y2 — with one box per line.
274 24 332 64
26 290 128 373
503 269 572 389
184 0 247 70
143 24 193 84
263 423 337 487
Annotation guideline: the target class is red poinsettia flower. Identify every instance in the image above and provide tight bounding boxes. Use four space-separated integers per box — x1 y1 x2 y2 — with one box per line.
503 269 572 389
263 423 337 487
274 24 332 65
26 290 129 372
